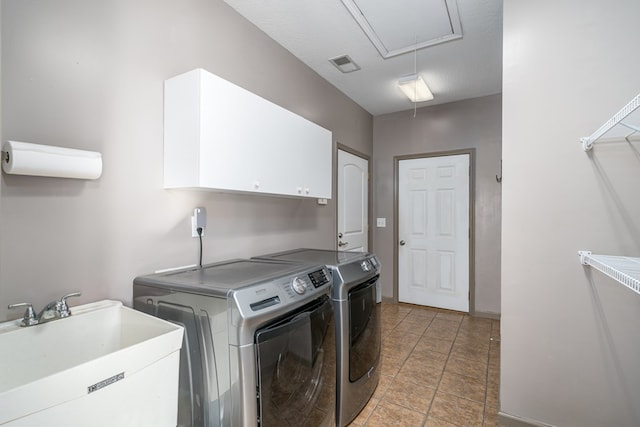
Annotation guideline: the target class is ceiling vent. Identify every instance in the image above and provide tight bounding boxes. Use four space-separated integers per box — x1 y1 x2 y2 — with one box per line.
329 55 361 73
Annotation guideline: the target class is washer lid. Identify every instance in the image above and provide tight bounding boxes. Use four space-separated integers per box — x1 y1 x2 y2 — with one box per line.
134 259 320 297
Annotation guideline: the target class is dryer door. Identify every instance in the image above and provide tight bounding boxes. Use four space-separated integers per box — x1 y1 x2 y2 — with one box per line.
255 296 335 426
348 275 381 382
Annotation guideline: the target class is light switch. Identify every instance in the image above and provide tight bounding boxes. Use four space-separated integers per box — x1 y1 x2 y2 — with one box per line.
376 218 386 227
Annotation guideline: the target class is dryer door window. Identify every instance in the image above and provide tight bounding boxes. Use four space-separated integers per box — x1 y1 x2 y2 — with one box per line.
348 276 381 382
255 296 336 426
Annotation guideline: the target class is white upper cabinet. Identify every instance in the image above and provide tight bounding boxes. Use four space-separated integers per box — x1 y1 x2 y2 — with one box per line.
164 68 332 199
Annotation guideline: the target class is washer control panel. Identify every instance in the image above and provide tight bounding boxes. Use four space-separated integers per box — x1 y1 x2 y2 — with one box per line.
288 268 330 295
291 277 308 294
308 268 330 288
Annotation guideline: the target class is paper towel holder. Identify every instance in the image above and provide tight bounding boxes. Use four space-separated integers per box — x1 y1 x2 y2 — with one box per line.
1 141 103 180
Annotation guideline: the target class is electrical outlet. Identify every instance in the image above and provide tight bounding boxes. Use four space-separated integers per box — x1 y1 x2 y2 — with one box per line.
376 218 386 227
192 207 207 237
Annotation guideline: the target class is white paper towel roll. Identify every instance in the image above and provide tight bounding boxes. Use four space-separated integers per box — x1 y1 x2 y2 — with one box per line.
1 141 102 180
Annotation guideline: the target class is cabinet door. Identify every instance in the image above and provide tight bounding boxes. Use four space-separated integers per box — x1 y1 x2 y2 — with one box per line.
298 130 332 199
278 115 332 199
165 68 332 198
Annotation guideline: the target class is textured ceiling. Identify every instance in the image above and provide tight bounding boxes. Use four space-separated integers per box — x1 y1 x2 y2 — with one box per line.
223 0 503 116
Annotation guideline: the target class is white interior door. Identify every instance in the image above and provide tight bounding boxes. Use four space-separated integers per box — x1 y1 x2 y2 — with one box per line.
398 154 470 312
338 149 368 252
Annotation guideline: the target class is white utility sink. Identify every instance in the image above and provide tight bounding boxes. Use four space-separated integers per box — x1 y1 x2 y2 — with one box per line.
0 300 183 426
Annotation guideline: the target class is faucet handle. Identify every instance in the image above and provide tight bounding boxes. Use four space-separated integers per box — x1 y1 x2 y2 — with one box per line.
8 302 38 326
58 292 81 317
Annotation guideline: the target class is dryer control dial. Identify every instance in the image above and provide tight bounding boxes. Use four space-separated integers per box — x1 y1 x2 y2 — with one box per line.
291 277 307 295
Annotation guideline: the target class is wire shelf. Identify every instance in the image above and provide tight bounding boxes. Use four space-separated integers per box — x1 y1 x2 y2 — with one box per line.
579 251 640 295
580 94 640 151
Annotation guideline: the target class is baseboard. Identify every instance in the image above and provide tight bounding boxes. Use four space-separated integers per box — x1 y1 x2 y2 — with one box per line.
498 411 555 427
473 310 501 320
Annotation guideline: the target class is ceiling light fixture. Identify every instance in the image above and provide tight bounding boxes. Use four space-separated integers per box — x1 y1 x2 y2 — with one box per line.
398 74 434 102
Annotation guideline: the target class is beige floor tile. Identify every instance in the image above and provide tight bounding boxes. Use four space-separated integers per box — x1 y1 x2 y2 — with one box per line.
424 320 460 341
381 345 413 363
396 356 443 388
429 392 484 427
382 319 403 333
488 349 500 370
424 416 460 427
489 339 501 357
408 307 438 318
445 355 487 381
414 336 454 355
483 405 500 427
382 377 436 414
450 341 490 363
490 319 500 336
381 327 395 339
394 317 431 335
407 348 448 371
434 311 464 323
486 379 499 408
349 397 379 426
460 316 492 331
455 327 492 342
381 353 405 377
487 363 499 385
384 330 422 351
438 372 487 403
364 401 426 427
430 318 462 331
382 305 412 317
371 374 393 400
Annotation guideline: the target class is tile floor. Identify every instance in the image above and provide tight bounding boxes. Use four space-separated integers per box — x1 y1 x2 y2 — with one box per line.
348 302 500 427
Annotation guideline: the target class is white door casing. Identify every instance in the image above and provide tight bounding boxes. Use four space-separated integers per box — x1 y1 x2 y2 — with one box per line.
338 149 368 252
398 154 470 312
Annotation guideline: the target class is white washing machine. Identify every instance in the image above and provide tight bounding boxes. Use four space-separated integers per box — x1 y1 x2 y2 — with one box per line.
133 258 336 427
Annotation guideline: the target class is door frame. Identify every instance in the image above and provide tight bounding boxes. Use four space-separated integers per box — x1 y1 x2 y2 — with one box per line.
393 148 477 314
336 143 371 252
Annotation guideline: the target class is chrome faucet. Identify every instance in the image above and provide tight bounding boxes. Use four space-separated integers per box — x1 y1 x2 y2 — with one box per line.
8 292 81 327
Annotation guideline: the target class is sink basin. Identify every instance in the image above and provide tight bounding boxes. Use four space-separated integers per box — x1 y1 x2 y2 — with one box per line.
0 300 183 426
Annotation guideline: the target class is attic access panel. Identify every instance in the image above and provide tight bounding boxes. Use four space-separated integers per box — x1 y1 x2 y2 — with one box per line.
341 0 463 58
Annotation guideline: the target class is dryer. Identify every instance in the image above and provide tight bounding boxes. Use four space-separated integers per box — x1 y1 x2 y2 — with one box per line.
254 249 381 427
133 259 335 427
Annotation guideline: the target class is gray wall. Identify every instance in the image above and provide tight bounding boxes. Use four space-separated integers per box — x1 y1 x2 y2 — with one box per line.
501 1 640 426
0 0 372 320
372 94 502 315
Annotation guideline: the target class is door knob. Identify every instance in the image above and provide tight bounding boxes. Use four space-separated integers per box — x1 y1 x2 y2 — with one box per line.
399 240 406 246
338 240 349 247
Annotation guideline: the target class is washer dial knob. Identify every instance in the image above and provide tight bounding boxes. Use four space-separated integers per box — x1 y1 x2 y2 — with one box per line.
292 277 307 295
